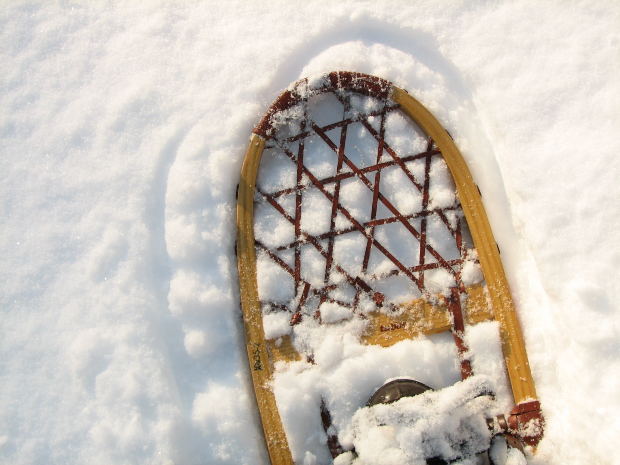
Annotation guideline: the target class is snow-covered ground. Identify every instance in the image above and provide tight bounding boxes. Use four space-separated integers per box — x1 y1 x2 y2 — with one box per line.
1 1 619 464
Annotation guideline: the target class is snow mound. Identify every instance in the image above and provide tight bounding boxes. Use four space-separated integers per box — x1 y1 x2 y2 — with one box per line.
343 376 497 465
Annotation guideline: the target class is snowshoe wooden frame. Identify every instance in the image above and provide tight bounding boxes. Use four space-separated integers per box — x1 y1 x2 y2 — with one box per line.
236 72 542 464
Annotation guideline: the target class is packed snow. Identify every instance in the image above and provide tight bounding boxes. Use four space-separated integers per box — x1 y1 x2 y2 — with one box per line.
344 376 496 465
1 2 619 465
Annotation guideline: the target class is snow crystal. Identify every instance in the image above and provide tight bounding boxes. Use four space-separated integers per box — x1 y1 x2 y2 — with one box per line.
490 437 527 465
372 274 422 304
461 258 483 286
307 73 330 92
184 329 209 358
257 148 297 192
348 94 383 117
300 189 333 235
424 268 456 296
300 246 328 287
254 201 295 248
383 111 427 156
338 177 373 221
304 134 341 178
428 158 457 210
307 91 344 127
263 312 293 340
269 104 305 136
464 322 513 413
319 301 354 324
381 165 422 215
256 251 295 302
192 382 253 435
332 232 367 276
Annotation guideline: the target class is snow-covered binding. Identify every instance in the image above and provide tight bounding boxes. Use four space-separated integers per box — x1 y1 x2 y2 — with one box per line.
236 71 543 464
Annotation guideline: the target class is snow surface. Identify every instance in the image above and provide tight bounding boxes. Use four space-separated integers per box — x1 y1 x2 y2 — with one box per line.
345 376 497 465
1 1 619 464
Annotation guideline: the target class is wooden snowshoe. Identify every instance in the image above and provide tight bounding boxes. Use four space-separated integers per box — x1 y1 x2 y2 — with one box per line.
236 72 543 464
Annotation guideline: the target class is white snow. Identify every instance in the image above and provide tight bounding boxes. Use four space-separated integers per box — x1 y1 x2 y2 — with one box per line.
263 312 293 340
428 158 457 210
272 333 463 464
319 302 354 324
1 2 619 465
257 251 295 303
346 376 498 465
461 252 483 286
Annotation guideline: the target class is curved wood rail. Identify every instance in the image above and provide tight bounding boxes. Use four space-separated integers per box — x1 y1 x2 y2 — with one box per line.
390 86 537 405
